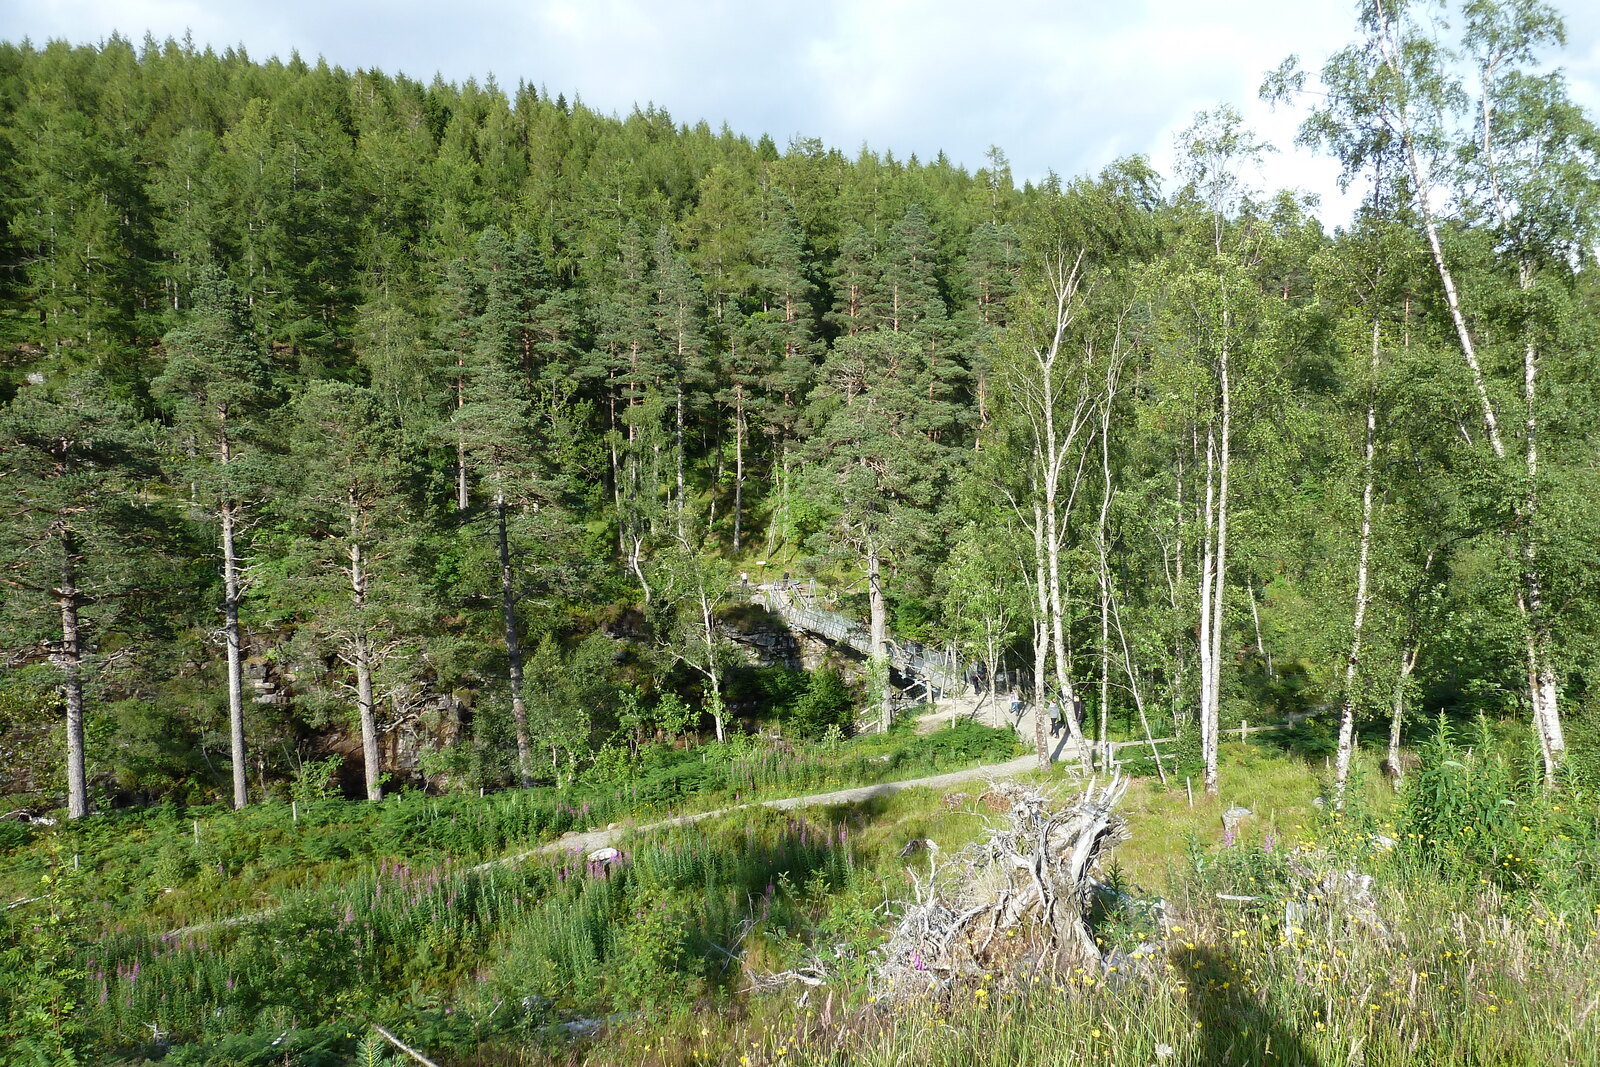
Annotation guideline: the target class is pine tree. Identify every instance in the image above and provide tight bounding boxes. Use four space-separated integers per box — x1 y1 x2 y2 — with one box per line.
804 328 960 727
276 381 419 802
152 270 279 809
0 377 159 818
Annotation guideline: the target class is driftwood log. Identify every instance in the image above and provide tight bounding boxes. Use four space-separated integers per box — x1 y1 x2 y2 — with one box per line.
874 775 1129 999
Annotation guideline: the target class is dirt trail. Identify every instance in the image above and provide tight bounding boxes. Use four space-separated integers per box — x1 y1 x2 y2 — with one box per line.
475 753 1051 870
160 754 1054 939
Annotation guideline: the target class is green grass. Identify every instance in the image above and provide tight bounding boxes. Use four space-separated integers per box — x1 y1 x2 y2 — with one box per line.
7 720 1598 1066
0 720 1019 934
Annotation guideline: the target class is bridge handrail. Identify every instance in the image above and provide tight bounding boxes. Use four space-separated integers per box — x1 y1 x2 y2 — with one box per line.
755 583 967 693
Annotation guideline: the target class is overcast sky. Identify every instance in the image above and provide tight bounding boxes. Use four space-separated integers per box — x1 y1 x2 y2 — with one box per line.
11 0 1600 225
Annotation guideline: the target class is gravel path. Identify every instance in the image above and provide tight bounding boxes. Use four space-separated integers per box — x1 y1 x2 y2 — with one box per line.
161 754 1050 938
478 753 1049 871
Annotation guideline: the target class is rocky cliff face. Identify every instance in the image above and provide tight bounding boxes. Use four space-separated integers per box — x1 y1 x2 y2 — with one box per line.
718 602 868 684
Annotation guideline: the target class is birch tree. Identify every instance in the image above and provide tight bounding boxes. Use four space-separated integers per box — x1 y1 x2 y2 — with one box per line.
990 251 1098 746
1167 106 1269 794
1277 0 1600 784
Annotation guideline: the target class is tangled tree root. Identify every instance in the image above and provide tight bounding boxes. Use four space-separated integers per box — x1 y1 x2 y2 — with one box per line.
873 775 1130 999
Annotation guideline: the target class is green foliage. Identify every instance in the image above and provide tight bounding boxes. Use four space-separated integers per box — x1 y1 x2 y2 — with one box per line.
1396 713 1597 896
290 756 345 805
0 856 89 1065
779 669 855 740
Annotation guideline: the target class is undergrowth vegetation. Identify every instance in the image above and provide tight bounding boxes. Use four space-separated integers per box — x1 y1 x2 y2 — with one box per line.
5 719 1599 1065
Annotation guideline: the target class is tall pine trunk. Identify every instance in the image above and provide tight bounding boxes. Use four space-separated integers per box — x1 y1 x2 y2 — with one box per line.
497 494 533 787
221 497 248 810
733 386 745 552
867 540 890 731
58 530 88 820
348 528 382 802
676 382 687 542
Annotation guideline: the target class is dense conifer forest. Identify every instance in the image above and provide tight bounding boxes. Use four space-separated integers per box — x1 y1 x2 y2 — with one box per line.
3 2 1600 816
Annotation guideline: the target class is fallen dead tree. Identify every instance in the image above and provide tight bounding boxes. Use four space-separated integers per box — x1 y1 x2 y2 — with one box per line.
873 774 1130 999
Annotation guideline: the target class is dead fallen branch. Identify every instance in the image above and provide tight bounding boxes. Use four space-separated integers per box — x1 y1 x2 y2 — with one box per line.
368 1022 442 1067
874 774 1130 999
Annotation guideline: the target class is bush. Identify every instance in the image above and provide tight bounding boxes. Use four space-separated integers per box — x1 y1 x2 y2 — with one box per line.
783 669 854 740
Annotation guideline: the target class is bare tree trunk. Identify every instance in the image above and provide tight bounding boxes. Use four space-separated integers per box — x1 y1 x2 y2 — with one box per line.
629 534 651 604
1095 378 1117 759
1045 493 1083 742
700 591 725 742
1248 583 1272 679
496 494 532 787
1032 508 1051 766
1386 86 1504 460
58 531 88 820
1335 316 1380 805
221 496 248 810
1388 644 1419 785
868 540 890 731
349 531 382 802
1519 323 1563 784
733 387 745 552
1197 428 1219 795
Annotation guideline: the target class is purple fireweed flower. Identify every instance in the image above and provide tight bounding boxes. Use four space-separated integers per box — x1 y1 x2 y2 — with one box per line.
1222 829 1235 848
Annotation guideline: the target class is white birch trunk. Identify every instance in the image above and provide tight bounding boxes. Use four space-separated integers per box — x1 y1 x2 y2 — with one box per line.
1197 429 1218 794
1335 316 1380 804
